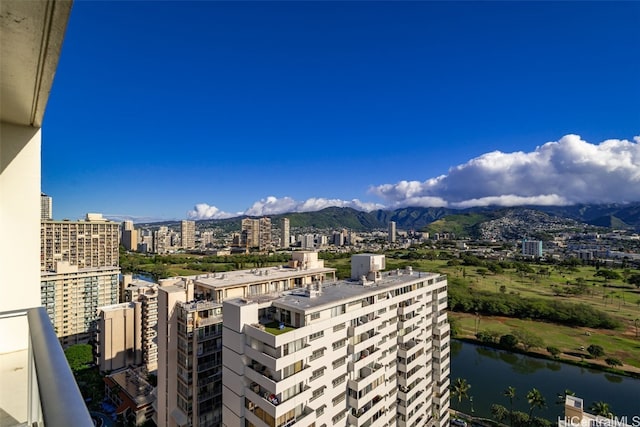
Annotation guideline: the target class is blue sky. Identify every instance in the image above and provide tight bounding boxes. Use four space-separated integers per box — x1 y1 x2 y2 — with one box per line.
43 1 640 222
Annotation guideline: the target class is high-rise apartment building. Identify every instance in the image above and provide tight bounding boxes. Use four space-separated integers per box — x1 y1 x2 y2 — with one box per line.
522 239 543 257
301 233 315 250
281 218 290 249
153 226 171 254
122 220 139 252
42 261 119 346
259 217 272 251
222 254 450 427
41 213 120 271
125 278 159 372
241 217 272 250
388 221 397 243
155 252 336 427
181 220 196 249
40 213 121 346
41 192 52 220
95 276 159 373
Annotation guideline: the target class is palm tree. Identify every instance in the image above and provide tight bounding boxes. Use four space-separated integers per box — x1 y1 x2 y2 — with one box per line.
491 404 509 423
451 377 471 404
589 401 614 418
504 386 516 426
526 388 546 420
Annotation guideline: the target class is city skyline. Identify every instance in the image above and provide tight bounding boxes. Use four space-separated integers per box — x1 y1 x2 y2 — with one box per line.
43 1 639 222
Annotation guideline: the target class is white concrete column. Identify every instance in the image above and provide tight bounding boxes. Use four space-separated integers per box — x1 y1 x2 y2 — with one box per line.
0 121 41 352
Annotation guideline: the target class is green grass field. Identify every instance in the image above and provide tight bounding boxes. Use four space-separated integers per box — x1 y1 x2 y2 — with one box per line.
325 255 640 373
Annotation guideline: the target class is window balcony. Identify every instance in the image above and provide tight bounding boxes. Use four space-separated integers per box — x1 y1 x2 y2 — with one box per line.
0 307 93 426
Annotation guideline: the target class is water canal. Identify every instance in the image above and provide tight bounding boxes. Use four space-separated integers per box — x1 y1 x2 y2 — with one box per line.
449 340 640 421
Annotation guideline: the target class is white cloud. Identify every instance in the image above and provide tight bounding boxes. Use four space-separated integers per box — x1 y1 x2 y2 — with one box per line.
370 134 640 208
187 203 240 220
189 197 385 219
190 134 640 219
244 196 385 216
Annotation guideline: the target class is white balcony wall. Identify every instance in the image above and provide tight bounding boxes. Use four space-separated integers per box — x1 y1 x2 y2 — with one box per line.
0 123 41 352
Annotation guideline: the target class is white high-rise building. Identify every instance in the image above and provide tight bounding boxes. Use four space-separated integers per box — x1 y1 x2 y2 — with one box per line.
388 221 397 243
281 218 290 249
522 239 543 257
222 253 451 427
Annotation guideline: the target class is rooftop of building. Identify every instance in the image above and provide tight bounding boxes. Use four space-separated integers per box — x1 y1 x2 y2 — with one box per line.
105 368 154 408
187 264 336 290
229 267 444 312
98 302 136 312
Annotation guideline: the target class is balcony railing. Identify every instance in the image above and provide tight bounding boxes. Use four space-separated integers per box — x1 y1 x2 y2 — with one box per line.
0 307 93 426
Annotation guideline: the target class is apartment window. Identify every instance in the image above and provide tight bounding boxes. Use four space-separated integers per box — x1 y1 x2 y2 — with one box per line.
316 405 326 417
310 367 325 381
331 393 347 408
332 374 346 388
309 348 324 361
333 323 345 332
332 411 346 423
332 357 346 369
310 387 324 402
332 339 346 351
309 331 324 341
310 312 320 320
348 300 361 307
331 305 345 316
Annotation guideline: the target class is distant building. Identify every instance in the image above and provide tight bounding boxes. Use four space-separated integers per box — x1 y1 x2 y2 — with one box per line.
122 220 138 251
241 217 272 250
388 220 397 243
200 230 214 248
522 239 543 257
153 226 171 254
301 233 315 250
41 213 120 271
241 218 260 249
181 220 196 249
41 192 52 220
259 217 272 250
281 217 290 249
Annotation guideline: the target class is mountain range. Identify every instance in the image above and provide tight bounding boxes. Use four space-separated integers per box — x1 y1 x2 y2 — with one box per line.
140 203 640 239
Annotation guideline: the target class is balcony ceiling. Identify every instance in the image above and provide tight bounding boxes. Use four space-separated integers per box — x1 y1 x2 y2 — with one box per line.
0 0 72 127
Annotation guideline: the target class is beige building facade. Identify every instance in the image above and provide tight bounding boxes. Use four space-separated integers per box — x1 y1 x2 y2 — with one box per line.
181 220 196 249
41 261 119 346
96 302 142 372
41 213 120 271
